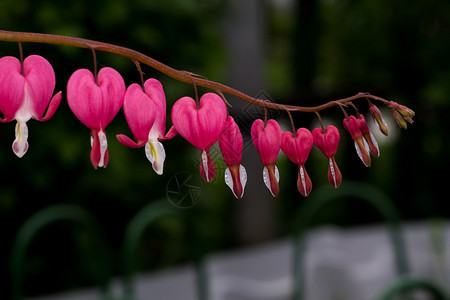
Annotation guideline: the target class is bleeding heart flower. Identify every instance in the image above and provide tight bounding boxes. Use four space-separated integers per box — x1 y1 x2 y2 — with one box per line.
281 128 313 197
251 119 282 197
117 79 168 175
343 115 371 167
218 116 247 198
171 93 227 182
0 55 62 157
312 125 342 188
67 67 125 169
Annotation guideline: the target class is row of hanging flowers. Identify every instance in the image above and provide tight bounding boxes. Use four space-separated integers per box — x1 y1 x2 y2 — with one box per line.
0 30 414 199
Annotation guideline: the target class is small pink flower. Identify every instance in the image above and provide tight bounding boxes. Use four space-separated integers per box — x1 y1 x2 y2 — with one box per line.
251 119 282 197
171 93 227 182
117 79 168 175
343 115 371 167
281 128 313 197
218 116 247 198
0 55 62 157
312 125 342 188
67 67 125 169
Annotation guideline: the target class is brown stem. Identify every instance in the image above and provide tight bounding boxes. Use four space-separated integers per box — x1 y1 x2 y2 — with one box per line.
18 42 24 76
0 30 389 112
133 60 146 93
315 111 325 132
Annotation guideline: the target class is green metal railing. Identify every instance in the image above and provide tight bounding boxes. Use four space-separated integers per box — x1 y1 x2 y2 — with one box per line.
291 181 408 300
9 184 448 300
9 204 112 300
10 200 209 300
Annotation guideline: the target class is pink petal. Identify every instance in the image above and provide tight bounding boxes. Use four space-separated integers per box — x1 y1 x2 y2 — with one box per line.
0 56 25 121
218 116 243 166
162 125 178 140
312 125 340 158
39 91 62 121
251 119 282 166
23 55 57 119
116 134 146 148
123 83 156 143
281 128 313 165
171 93 227 150
144 78 166 137
67 67 125 130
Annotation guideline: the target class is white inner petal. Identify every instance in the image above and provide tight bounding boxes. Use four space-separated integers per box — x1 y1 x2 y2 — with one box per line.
354 140 369 167
299 165 307 196
224 167 235 198
329 157 338 188
263 165 279 197
97 130 108 168
15 83 33 122
239 165 247 196
201 150 209 182
369 132 380 157
145 138 166 175
12 121 29 158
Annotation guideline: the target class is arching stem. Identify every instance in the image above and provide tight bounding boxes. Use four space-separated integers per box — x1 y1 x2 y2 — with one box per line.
0 30 390 112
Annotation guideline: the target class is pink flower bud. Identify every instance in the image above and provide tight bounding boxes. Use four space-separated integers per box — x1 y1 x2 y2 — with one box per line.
312 125 342 188
218 116 247 198
251 119 282 197
369 103 388 136
281 128 313 197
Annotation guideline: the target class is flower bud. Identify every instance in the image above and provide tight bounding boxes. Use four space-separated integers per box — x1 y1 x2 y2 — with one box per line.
388 101 415 129
369 103 388 136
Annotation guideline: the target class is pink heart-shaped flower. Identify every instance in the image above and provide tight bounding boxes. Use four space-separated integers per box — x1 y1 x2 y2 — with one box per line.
281 128 313 197
171 93 227 182
171 93 227 151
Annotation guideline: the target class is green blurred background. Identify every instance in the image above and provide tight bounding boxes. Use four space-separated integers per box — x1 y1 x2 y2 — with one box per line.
1 0 449 297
